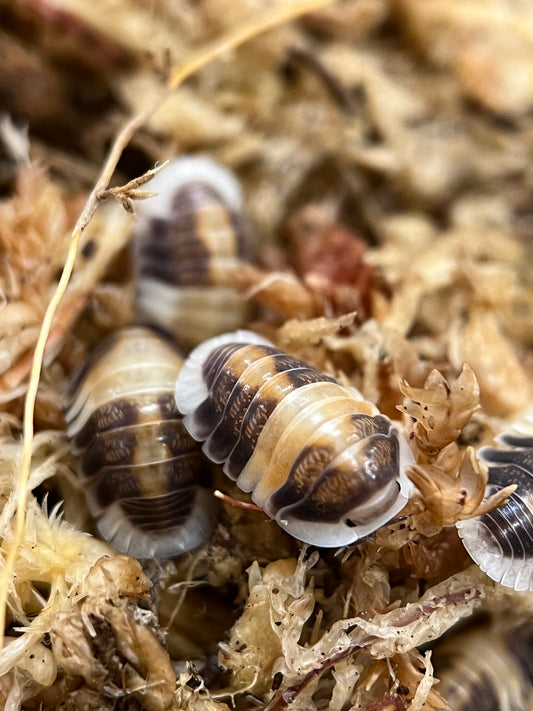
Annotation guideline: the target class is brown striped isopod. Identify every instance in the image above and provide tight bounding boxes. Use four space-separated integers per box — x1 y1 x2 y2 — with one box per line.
175 330 414 547
456 412 533 592
134 156 255 350
66 326 216 558
432 621 533 710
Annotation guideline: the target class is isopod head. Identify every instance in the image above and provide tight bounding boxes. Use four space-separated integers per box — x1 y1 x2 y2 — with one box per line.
175 330 414 547
66 326 216 559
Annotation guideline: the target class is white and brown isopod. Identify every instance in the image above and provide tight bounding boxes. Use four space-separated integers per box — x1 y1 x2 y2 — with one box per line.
66 326 215 558
134 156 255 350
456 415 533 592
432 621 533 710
175 330 414 547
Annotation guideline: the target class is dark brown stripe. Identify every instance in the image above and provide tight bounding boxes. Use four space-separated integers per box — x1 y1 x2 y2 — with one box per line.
439 668 499 711
71 398 139 451
268 414 383 511
138 182 212 286
223 393 279 480
91 466 143 508
158 419 201 458
270 431 400 524
166 451 211 490
119 487 198 532
225 367 337 479
482 445 533 474
158 393 182 420
268 445 335 515
504 623 533 681
137 241 211 287
202 342 244 388
138 180 251 287
193 344 280 438
90 448 209 511
350 413 391 437
204 353 306 461
78 419 199 479
78 427 139 479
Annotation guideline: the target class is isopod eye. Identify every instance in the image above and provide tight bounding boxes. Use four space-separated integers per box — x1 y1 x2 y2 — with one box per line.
456 432 533 592
133 157 256 350
175 329 415 547
66 326 216 559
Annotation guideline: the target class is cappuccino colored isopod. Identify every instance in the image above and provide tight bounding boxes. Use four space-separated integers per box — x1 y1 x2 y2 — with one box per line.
175 330 414 547
134 156 255 350
66 326 215 559
432 621 533 711
456 414 533 592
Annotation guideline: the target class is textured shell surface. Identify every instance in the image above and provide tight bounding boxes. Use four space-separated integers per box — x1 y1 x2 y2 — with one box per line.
175 330 414 547
456 410 533 592
433 622 533 711
66 326 215 559
134 156 254 349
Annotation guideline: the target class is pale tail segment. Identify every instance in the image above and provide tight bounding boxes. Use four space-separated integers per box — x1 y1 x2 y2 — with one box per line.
176 330 414 547
457 412 533 592
66 327 215 559
133 156 255 350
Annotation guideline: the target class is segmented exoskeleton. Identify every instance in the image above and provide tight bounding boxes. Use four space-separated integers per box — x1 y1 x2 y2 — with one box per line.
433 621 533 710
66 326 215 558
457 416 533 592
175 329 414 547
134 156 255 350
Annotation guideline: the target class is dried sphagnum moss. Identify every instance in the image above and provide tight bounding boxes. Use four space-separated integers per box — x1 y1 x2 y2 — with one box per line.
1 0 533 709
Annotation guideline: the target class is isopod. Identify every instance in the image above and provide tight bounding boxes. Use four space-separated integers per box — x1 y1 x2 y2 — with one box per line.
134 156 255 349
175 330 414 547
456 417 533 592
65 326 215 558
432 621 533 710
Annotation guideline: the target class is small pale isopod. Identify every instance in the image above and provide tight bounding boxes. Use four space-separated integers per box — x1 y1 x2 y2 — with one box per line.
456 416 533 591
66 326 215 558
134 156 255 349
175 330 414 547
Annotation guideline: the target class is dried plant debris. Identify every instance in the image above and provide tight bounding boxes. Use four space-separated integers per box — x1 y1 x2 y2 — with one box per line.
0 161 133 404
220 553 486 710
399 365 480 461
0 0 533 709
